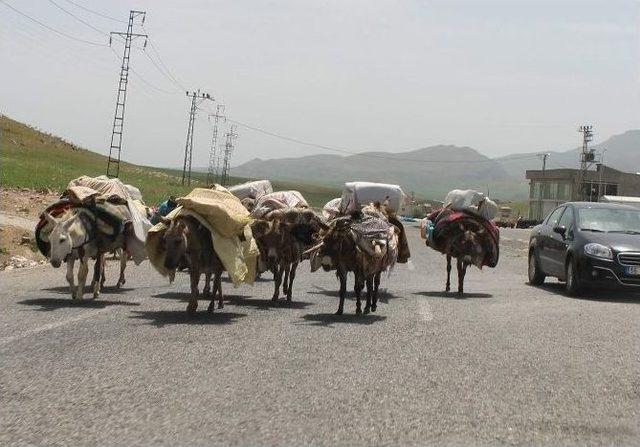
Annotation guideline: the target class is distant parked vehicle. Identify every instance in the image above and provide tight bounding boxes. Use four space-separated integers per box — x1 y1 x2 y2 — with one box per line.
495 206 516 228
528 202 640 295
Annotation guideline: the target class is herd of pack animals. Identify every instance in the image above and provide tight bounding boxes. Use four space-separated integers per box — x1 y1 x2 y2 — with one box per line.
37 178 499 317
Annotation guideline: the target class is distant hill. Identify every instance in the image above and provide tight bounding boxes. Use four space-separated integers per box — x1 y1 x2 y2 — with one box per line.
496 130 640 180
232 130 640 200
232 145 525 199
0 115 340 207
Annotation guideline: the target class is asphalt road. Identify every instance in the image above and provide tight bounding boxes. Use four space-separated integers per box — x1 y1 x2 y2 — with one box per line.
1 227 639 446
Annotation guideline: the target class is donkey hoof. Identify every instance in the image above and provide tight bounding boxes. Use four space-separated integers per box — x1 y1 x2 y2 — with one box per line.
335 309 344 315
286 296 292 302
371 305 377 312
207 304 214 314
218 302 224 309
271 296 279 302
187 302 198 315
363 307 370 314
355 307 362 315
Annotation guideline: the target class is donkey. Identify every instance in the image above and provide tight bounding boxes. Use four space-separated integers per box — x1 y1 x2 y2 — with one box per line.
307 216 397 315
251 218 301 301
44 209 127 300
444 227 486 295
161 215 225 315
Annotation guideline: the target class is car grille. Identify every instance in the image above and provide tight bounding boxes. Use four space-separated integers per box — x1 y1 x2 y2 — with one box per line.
618 252 640 266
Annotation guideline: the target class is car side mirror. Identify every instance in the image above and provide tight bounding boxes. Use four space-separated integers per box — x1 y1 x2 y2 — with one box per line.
553 225 567 237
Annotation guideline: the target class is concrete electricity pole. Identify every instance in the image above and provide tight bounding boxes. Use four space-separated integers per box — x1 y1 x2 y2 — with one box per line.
181 90 214 186
537 153 550 219
577 125 594 201
206 105 226 187
220 125 238 187
106 10 148 178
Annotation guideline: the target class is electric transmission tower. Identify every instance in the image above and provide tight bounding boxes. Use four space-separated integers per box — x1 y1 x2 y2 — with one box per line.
181 89 214 186
576 125 594 201
206 105 226 186
106 10 148 178
220 125 238 187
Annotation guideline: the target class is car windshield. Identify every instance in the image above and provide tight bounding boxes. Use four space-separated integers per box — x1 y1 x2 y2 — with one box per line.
578 208 640 233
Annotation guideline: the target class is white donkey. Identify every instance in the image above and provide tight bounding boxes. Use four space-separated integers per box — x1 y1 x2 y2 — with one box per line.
44 209 127 300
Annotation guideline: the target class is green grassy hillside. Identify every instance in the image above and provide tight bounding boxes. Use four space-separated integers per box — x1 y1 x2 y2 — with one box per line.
0 115 340 207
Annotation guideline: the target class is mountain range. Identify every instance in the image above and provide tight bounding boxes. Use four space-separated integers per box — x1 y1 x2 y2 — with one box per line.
231 130 640 200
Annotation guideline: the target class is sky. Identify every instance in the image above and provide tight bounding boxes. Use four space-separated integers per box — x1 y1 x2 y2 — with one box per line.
1 0 639 169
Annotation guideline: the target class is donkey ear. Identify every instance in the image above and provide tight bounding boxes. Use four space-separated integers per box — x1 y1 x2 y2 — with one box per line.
43 212 57 226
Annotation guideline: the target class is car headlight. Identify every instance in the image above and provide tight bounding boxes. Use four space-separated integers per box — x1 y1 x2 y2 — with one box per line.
584 243 613 260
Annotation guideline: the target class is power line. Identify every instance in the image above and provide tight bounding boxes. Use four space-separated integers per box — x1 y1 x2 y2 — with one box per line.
109 46 177 95
1 0 107 46
141 28 187 91
61 0 127 24
225 117 545 164
139 48 183 93
46 0 109 37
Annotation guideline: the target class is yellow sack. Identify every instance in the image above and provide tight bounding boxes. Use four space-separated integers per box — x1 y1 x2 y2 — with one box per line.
177 187 251 239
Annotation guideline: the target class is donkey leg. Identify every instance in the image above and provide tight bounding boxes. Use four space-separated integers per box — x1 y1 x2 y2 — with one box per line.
91 254 102 299
100 254 106 288
203 271 212 297
457 259 467 295
372 272 381 312
354 275 364 315
216 272 224 309
187 268 200 315
117 250 127 288
283 262 291 296
76 257 89 300
336 270 347 315
363 276 373 314
445 255 452 292
286 262 297 301
66 258 76 296
272 264 283 301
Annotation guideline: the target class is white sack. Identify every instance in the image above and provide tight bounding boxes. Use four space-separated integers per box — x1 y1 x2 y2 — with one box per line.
444 189 498 220
229 180 273 201
250 190 308 219
322 198 342 220
340 182 404 214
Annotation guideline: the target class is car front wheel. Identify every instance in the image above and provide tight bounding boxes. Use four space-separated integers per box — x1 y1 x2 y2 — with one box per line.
565 257 582 296
528 250 545 285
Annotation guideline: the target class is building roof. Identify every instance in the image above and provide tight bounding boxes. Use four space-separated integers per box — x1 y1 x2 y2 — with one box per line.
601 195 640 203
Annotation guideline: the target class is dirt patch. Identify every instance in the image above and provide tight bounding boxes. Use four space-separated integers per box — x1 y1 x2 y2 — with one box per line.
0 187 61 220
0 224 46 270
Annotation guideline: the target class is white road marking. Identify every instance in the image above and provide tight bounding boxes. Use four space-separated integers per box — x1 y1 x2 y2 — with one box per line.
0 307 113 347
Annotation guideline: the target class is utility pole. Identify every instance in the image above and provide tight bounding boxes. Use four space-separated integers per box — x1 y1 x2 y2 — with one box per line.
576 125 594 201
106 10 148 178
206 105 226 187
538 153 549 220
220 125 238 187
598 148 607 199
181 89 214 186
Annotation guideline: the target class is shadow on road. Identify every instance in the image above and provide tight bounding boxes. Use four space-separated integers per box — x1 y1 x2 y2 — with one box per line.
226 296 313 310
307 284 400 302
415 290 493 299
18 297 140 311
532 282 640 304
300 313 386 327
152 292 251 302
42 286 134 295
129 310 247 327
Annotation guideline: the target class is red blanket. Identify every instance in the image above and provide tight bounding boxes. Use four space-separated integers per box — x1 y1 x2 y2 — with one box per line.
427 208 500 268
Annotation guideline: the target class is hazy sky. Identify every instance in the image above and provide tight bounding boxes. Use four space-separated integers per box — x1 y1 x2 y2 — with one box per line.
1 0 639 168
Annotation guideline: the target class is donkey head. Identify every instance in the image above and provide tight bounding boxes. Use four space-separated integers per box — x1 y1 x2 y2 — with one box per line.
161 218 188 270
251 218 285 265
312 219 356 271
45 211 79 268
458 228 486 268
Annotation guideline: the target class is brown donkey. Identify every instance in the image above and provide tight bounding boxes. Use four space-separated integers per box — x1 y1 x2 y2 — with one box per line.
161 215 225 315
